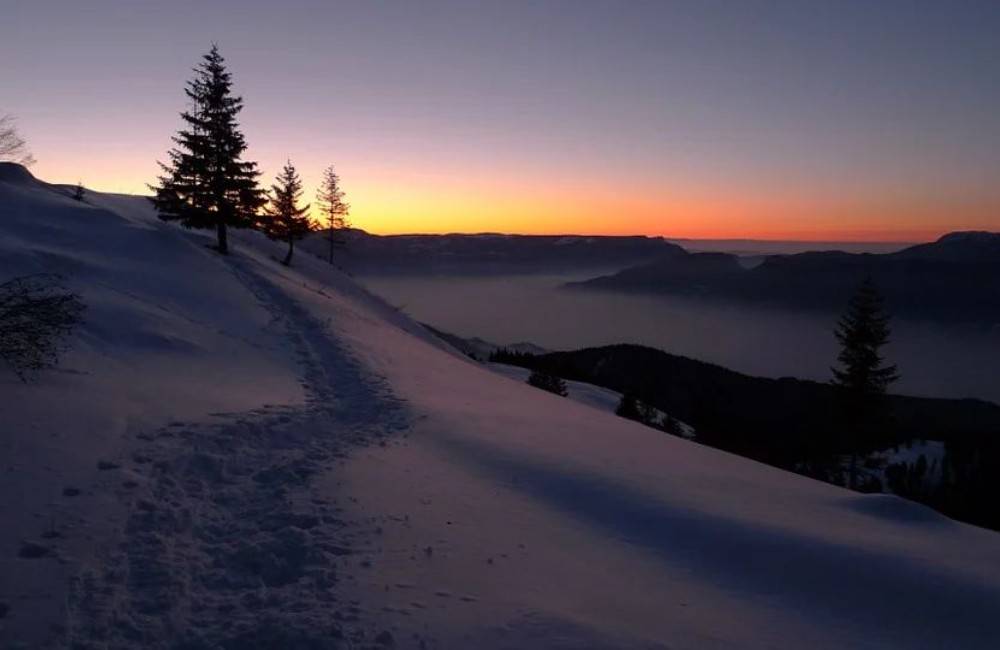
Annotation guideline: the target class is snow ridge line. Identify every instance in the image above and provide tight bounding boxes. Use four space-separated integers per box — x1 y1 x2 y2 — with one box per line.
63 258 409 650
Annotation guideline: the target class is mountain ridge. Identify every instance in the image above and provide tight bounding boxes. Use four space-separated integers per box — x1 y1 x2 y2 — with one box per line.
567 230 1000 322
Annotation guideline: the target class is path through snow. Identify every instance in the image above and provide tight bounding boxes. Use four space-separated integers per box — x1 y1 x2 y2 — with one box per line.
63 258 409 649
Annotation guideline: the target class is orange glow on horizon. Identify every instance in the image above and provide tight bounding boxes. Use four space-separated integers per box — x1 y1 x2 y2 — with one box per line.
31 156 999 245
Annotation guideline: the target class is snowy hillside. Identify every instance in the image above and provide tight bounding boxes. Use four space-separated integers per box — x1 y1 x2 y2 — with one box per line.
488 362 695 437
3 164 1000 649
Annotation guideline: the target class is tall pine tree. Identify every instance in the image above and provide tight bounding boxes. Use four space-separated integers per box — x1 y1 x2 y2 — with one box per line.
151 45 265 254
316 165 350 264
260 161 312 266
832 275 899 488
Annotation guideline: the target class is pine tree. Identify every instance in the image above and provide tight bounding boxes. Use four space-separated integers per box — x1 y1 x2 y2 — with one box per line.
316 165 350 264
260 161 312 266
832 276 899 488
615 393 642 420
150 45 265 254
527 369 568 396
637 401 658 426
662 413 685 437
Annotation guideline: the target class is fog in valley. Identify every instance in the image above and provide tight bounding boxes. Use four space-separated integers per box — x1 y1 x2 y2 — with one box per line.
358 272 1000 405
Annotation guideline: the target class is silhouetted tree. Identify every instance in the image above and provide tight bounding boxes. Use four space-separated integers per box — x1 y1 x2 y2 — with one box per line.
316 165 350 264
150 45 265 254
662 413 685 437
260 161 312 266
0 274 85 381
637 401 659 425
489 347 535 365
72 182 85 202
527 369 567 396
832 276 899 487
615 393 642 420
0 113 35 166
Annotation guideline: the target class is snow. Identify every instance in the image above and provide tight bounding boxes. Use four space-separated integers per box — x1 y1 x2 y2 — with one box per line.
3 163 1000 648
419 327 549 363
324 315 1000 649
488 361 695 437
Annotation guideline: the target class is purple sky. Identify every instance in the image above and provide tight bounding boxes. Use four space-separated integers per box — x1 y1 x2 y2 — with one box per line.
3 0 999 239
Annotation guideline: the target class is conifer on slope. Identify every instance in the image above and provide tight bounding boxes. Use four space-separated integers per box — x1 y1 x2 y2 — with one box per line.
316 165 350 264
151 45 265 254
832 276 899 488
260 161 312 266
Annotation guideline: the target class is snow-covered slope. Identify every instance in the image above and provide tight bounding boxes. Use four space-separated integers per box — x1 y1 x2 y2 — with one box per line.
489 361 695 437
2 164 1000 649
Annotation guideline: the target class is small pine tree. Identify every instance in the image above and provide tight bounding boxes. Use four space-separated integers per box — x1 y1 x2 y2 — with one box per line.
72 182 85 202
151 45 265 254
316 165 350 264
527 369 568 396
615 393 642 420
662 413 684 437
260 161 312 266
832 276 899 488
637 401 659 426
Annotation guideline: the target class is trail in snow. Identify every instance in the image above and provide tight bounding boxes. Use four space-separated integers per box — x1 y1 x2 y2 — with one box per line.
63 258 409 650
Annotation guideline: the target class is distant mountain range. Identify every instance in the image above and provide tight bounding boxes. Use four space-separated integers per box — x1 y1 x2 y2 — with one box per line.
420 323 548 360
303 229 681 274
566 232 1000 323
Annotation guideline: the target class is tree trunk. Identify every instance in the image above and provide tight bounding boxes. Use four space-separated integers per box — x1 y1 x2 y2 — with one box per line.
283 238 294 266
328 228 334 265
216 222 229 255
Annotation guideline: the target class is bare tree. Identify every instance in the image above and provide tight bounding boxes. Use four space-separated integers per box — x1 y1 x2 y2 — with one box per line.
0 275 85 381
0 114 36 166
316 165 350 264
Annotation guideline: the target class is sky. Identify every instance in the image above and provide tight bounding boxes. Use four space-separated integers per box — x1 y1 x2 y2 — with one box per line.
3 0 999 241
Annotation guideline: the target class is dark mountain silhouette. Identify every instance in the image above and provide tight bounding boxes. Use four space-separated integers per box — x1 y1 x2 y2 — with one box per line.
894 231 1000 263
302 229 682 274
567 232 1000 322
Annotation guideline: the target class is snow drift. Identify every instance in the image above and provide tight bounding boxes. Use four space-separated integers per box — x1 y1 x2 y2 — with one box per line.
2 163 1000 649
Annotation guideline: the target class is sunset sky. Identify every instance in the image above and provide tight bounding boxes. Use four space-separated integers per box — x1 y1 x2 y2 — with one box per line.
3 0 999 241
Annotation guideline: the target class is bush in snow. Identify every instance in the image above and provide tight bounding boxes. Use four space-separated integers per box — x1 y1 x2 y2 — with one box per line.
527 369 568 397
0 274 85 381
0 113 35 166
